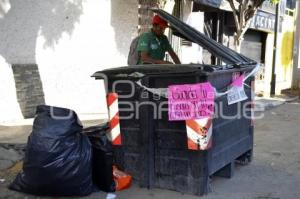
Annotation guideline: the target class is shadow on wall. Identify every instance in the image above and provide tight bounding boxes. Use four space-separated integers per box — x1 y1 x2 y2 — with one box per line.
110 0 138 64
0 0 84 118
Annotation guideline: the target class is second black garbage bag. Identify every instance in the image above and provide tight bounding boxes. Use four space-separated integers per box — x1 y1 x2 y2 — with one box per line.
9 105 93 196
84 124 115 192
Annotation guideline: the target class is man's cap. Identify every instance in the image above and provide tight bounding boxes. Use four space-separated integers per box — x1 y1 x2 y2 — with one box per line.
152 15 168 29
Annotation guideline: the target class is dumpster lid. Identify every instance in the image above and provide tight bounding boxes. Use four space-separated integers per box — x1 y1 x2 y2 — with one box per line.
92 64 255 79
93 64 208 79
152 9 256 66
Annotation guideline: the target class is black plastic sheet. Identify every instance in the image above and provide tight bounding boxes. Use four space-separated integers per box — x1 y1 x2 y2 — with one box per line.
84 124 115 193
9 105 93 197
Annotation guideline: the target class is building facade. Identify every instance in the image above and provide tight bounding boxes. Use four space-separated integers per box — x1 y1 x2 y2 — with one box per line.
0 0 297 122
193 0 297 96
0 0 138 122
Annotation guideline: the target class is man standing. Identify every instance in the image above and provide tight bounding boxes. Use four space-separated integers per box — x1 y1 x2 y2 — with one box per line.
137 15 181 64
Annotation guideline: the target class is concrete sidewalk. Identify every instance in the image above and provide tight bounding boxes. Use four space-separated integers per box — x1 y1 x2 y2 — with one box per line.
0 94 298 171
0 95 297 143
0 117 107 173
0 115 107 143
254 95 299 111
0 101 300 198
0 96 299 199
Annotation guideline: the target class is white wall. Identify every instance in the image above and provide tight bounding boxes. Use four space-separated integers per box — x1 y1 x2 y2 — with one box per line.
181 0 203 64
0 57 23 121
0 0 138 122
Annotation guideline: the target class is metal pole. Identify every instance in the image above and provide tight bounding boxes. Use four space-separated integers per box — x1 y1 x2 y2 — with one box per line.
292 0 300 88
217 11 224 65
270 3 280 97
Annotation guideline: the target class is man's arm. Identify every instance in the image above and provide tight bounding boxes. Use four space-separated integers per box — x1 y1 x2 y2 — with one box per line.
140 52 173 64
168 49 181 64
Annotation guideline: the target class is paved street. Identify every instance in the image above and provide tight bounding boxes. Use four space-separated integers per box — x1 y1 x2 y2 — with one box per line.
0 101 300 199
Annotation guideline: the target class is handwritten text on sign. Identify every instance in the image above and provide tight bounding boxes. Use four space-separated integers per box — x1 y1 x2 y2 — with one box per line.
168 82 215 121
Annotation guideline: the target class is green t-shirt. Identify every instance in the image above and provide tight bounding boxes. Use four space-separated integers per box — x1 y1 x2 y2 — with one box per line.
137 30 172 64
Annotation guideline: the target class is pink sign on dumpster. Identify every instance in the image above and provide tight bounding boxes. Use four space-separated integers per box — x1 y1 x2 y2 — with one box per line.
231 74 244 87
168 82 215 121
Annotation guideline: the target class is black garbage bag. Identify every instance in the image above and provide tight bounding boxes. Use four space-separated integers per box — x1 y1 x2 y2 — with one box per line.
83 124 115 192
9 105 93 196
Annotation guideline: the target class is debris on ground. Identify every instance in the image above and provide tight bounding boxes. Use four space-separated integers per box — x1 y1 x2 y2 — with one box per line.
0 144 24 170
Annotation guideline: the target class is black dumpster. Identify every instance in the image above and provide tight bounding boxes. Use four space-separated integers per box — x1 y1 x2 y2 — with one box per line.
93 64 255 195
92 9 257 196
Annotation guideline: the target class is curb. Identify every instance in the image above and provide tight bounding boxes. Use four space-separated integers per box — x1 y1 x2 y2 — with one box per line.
254 96 299 112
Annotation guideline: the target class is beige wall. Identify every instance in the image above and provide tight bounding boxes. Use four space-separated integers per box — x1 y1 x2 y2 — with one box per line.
261 14 295 97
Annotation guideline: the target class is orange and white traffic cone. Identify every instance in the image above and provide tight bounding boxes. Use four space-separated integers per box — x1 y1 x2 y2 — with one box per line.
107 93 122 145
185 117 213 150
113 165 132 191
